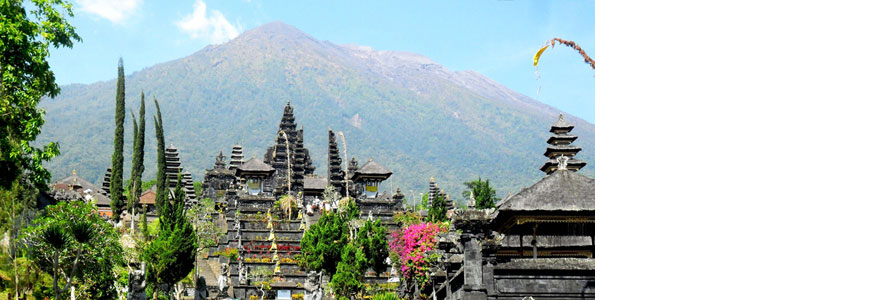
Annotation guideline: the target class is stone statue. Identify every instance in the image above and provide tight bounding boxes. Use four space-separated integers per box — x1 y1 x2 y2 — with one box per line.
386 257 400 282
194 276 208 300
304 271 322 300
217 263 229 296
127 268 147 300
239 264 248 284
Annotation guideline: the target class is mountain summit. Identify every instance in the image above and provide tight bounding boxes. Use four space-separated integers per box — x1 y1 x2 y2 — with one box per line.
38 21 594 199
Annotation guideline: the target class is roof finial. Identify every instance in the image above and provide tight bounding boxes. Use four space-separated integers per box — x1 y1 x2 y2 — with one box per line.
557 155 569 170
72 169 77 176
430 176 434 182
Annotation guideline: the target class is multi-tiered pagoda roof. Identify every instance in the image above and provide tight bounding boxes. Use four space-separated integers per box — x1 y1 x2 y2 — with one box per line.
165 144 183 188
327 129 346 194
540 114 587 174
229 145 244 170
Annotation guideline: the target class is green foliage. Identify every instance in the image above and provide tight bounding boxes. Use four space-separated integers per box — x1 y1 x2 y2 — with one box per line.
153 99 167 215
303 199 391 299
249 266 273 291
372 292 399 300
462 176 500 209
193 180 202 199
340 197 360 220
141 178 158 192
0 176 37 234
142 189 197 297
420 193 428 211
139 203 150 240
19 201 123 300
0 0 80 190
427 193 448 223
111 58 126 222
299 211 348 275
393 211 422 227
0 255 54 300
186 197 223 251
173 172 185 203
357 219 390 276
330 243 366 300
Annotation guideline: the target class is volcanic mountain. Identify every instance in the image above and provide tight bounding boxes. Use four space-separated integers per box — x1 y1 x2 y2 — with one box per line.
38 21 594 200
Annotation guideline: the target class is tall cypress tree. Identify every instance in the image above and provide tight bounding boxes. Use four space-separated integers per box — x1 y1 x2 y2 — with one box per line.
154 99 166 215
128 110 138 212
110 58 125 222
129 92 146 215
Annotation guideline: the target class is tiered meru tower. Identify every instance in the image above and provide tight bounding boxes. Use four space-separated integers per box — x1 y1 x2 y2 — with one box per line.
165 144 196 201
269 102 297 181
540 114 587 174
327 129 347 195
267 102 315 193
166 144 183 187
230 145 245 170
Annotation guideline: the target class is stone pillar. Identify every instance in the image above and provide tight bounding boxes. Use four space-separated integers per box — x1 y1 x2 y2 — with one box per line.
461 234 487 300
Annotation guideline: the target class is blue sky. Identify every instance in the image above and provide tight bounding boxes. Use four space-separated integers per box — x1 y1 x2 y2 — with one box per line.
48 0 595 123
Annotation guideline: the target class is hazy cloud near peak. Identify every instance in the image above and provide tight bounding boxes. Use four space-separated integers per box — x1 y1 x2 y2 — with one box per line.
176 0 240 44
76 0 142 23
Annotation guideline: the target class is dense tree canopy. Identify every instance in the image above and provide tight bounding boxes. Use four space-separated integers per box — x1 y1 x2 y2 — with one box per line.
427 193 448 223
462 177 500 209
300 210 349 275
19 201 124 300
141 187 197 299
330 243 366 300
357 218 390 276
0 0 80 190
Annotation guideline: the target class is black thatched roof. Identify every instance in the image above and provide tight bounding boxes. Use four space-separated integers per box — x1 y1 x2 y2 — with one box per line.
351 158 392 180
235 157 275 177
546 134 578 145
53 171 100 192
540 158 587 173
206 168 235 176
501 235 593 248
303 175 328 190
91 192 111 207
495 169 594 214
543 144 582 157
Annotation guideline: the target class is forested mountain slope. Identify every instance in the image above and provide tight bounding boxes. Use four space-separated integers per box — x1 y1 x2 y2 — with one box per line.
38 21 594 200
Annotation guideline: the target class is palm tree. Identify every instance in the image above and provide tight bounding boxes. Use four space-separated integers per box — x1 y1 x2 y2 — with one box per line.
41 224 68 300
41 221 95 300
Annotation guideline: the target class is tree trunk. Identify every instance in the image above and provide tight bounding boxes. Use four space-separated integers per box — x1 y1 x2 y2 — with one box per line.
53 252 60 300
12 233 19 300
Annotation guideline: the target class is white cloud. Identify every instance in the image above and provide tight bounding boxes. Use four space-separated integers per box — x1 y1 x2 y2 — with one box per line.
176 0 240 44
77 0 142 23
